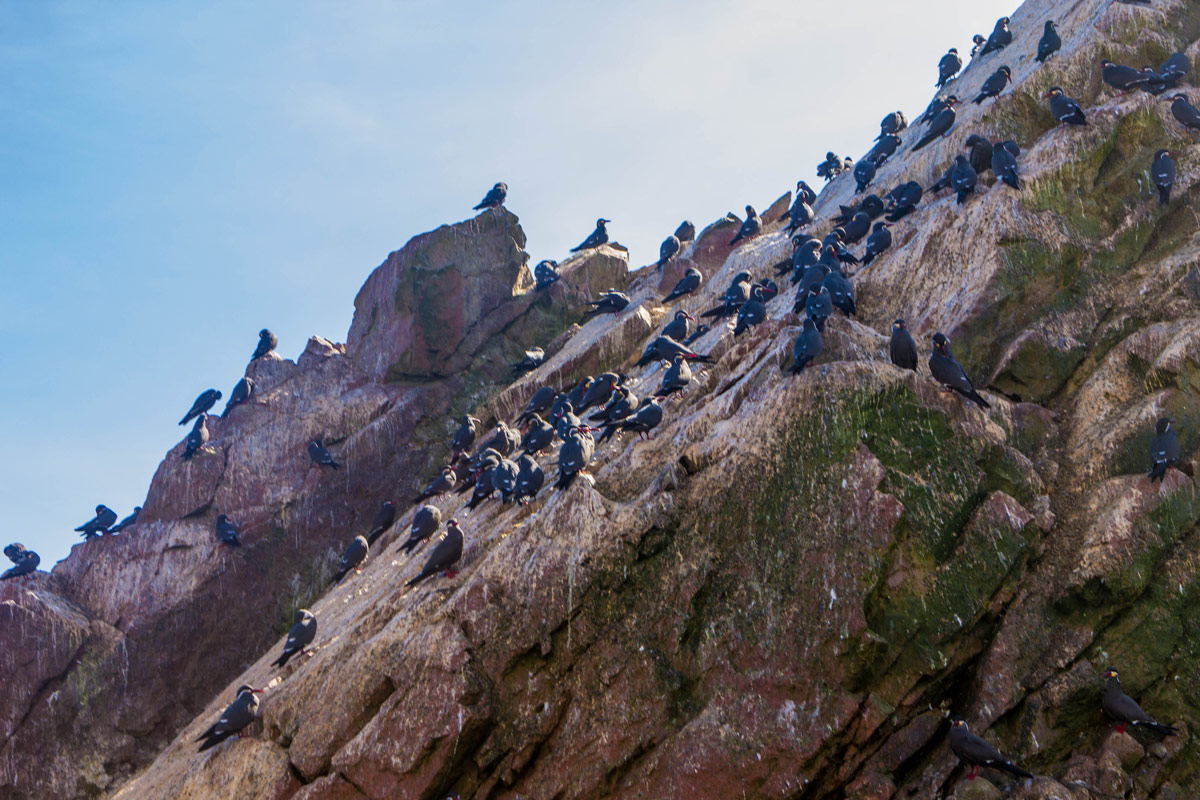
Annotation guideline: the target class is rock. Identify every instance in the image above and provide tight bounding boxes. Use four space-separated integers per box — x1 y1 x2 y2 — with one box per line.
952 777 1001 799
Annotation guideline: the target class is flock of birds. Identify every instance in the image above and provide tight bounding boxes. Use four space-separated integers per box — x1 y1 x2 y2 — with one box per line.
3 2 1194 790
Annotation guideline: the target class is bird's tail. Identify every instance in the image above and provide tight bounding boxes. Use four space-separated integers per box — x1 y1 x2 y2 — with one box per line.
271 652 291 668
911 134 934 152
964 389 991 409
1159 185 1171 205
772 258 792 276
400 537 420 554
555 470 579 489
597 425 617 444
729 234 743 246
861 251 876 266
181 450 195 462
1133 720 1179 736
330 569 347 586
404 570 431 588
1149 461 1170 483
698 306 726 319
663 290 683 301
972 94 986 105
1004 175 1021 190
329 460 341 470
991 760 1033 779
788 359 810 375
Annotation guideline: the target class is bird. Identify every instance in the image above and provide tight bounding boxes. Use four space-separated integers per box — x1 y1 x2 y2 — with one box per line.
733 286 767 336
682 325 710 346
657 235 681 268
473 182 507 210
214 514 241 546
937 48 963 87
804 285 833 332
579 372 624 412
401 505 442 553
1102 60 1149 93
1036 21 1061 63
331 535 369 584
414 467 457 503
950 155 978 205
405 519 464 587
756 277 779 302
365 501 396 546
992 140 1021 189
1046 87 1087 126
817 151 844 182
794 179 818 205
1102 668 1178 736
659 355 693 397
1 544 40 580
948 719 1033 781
970 34 987 59
930 333 990 408
853 158 877 194
1148 417 1181 482
519 414 556 455
271 609 317 667
781 193 815 233
589 386 639 425
512 347 545 377
889 320 918 371
885 181 923 222
196 685 263 752
878 111 907 138
491 456 520 503
1151 149 1176 205
478 421 521 456
534 260 561 291
182 413 210 461
179 389 221 426
600 397 664 443
108 506 141 534
662 310 697 342
570 218 611 252
1160 53 1190 87
700 272 753 319
75 505 118 540
861 222 893 266
664 267 703 301
584 289 630 317
674 220 697 242
252 329 277 361
912 98 959 150
518 388 557 426
1167 93 1200 131
223 377 254 415
979 17 1012 56
920 95 953 125
554 427 595 489
870 133 901 165
450 415 480 461
465 465 496 510
1137 65 1170 96
729 205 761 247
788 319 823 374
308 440 340 469
514 454 544 505
841 213 871 245
973 65 1011 104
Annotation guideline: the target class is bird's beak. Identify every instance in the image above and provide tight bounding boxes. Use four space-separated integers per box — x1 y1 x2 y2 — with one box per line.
684 312 696 322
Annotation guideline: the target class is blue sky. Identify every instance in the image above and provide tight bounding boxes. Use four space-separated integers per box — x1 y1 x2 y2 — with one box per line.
1 0 1014 566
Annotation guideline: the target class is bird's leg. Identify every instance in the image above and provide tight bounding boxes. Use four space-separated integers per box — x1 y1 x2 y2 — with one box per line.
445 569 457 579
1117 722 1127 734
967 765 977 780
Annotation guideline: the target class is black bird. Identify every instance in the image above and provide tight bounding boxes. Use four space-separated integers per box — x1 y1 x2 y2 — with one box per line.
514 455 544 505
948 719 1033 781
272 609 317 667
879 111 907 138
1102 60 1148 93
465 465 496 510
794 179 818 205
451 415 480 461
929 162 955 195
930 333 990 408
912 98 959 150
365 501 396 546
973 66 1011 104
700 272 753 319
920 94 953 125
1167 93 1200 131
659 356 693 397
1160 53 1190 87
950 155 978 205
600 396 664 443
729 205 761 246
589 385 639 424
491 457 520 503
886 181 923 222
1152 149 1177 205
657 235 681 268
682 324 710 346
937 48 963 87
1036 21 1061 63
788 318 823 374
757 277 779 302
534 259 561 291
584 289 630 317
889 320 918 371
331 535 369 584
405 519 464 587
1137 65 1170 96
733 286 767 336
570 218 611 252
179 389 221 426
555 427 595 488
662 310 697 342
224 377 254 415
414 467 457 503
512 347 545 377
75 504 117 540
1046 87 1087 126
1103 669 1178 736
519 414 556 455
970 34 986 59
853 158 877 194
518 387 557 425
252 329 278 360
182 413 210 461
1148 417 1181 482
992 140 1021 189
674 220 697 242
965 134 995 176
196 685 263 752
823 270 856 317
782 195 815 233
795 263 830 303
554 400 583 441
804 285 833 332
870 133 902 165
479 421 521 456
1 544 40 580
841 212 871 245
817 152 844 182
563 378 591 416
664 267 703 301
401 505 442 553
473 182 507 210
215 514 241 546
979 17 1012 56
108 506 141 534
579 372 623 412
861 222 893 266
781 237 821 279
308 439 340 469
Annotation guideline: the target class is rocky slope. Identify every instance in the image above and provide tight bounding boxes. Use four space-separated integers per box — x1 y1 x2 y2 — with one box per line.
4 0 1200 797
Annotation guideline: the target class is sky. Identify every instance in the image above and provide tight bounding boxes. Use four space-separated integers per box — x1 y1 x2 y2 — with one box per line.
0 0 1015 567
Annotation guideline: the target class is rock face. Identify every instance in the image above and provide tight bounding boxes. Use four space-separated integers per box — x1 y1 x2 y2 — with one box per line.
5 0 1200 797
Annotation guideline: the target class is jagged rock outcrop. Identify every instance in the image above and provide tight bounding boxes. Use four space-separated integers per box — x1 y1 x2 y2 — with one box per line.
5 0 1200 797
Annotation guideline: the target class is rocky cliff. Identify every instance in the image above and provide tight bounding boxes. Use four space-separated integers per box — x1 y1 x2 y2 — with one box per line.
4 0 1200 797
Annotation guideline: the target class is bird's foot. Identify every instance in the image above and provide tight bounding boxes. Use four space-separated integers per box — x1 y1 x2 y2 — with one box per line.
445 569 458 579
